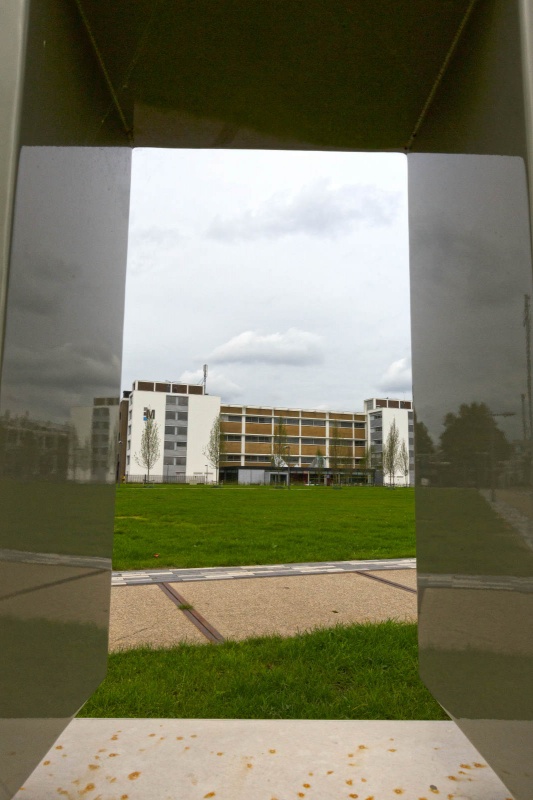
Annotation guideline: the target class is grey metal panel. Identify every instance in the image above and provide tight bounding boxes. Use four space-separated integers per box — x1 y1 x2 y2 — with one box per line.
0 2 131 798
409 30 533 800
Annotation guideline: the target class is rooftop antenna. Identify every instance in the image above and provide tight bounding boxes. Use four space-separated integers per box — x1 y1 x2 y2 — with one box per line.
203 364 208 395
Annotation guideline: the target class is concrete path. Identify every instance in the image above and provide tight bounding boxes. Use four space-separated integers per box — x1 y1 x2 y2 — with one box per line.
112 557 416 586
109 566 417 651
14 718 513 800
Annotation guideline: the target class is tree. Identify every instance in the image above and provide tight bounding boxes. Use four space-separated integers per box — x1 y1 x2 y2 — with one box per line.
315 447 325 485
439 402 512 487
398 439 410 485
203 414 225 483
382 419 401 487
271 416 289 485
328 424 343 485
134 409 160 482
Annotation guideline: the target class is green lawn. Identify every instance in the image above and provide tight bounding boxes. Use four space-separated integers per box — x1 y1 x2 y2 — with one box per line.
113 485 415 570
80 621 447 720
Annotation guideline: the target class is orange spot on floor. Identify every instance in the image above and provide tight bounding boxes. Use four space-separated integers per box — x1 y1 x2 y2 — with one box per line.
346 779 353 785
80 784 95 795
303 783 311 788
327 770 334 775
269 749 276 754
191 734 198 738
217 752 224 756
128 772 141 781
358 745 368 750
473 763 486 768
88 765 99 771
297 794 305 799
448 776 457 781
43 761 50 766
121 796 129 800
55 746 63 750
460 764 471 769
349 795 359 799
348 753 354 757
247 764 253 769
394 791 404 795
204 794 215 799
176 737 183 741
148 734 156 738
111 736 118 741
108 754 119 758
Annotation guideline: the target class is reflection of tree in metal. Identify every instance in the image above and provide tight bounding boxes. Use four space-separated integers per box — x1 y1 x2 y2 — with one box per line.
439 403 512 488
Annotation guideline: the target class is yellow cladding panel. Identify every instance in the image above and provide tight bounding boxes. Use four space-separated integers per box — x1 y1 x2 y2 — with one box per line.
329 413 353 420
274 409 299 417
246 443 272 454
300 426 326 437
224 443 242 453
245 407 273 415
301 445 321 456
221 421 241 432
245 422 272 434
285 425 299 435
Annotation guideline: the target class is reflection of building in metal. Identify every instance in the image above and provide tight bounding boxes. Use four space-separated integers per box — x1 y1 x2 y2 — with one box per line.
364 398 414 486
0 411 69 480
68 398 119 483
120 381 413 485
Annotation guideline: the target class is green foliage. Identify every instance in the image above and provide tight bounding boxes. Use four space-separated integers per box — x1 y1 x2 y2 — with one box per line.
80 622 447 721
203 414 225 482
134 410 160 480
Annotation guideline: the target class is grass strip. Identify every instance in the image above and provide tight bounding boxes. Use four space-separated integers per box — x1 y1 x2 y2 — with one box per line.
79 621 447 721
113 485 415 570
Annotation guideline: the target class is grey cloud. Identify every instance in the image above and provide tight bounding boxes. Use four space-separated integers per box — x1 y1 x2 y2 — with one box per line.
207 179 400 242
209 328 325 366
377 357 412 394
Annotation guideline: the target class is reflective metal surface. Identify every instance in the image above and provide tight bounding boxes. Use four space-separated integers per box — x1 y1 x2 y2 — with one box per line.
0 3 131 798
409 152 533 799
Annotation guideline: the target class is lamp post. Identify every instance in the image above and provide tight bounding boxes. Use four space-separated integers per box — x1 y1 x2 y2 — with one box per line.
205 464 209 484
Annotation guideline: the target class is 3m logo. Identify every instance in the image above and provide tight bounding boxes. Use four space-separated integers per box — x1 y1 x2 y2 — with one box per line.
143 407 155 420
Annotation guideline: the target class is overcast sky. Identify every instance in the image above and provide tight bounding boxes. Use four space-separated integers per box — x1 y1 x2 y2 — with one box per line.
121 149 411 412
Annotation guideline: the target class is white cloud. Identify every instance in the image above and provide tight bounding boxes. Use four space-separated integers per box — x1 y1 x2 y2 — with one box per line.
179 368 243 401
208 179 400 242
377 357 412 394
209 328 325 366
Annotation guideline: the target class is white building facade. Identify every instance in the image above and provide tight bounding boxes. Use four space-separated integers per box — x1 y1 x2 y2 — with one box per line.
365 398 414 485
124 381 221 481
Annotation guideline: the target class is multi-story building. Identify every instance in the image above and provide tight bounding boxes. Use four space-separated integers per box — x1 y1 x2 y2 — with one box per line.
120 381 414 484
365 398 414 485
218 404 367 484
121 380 220 481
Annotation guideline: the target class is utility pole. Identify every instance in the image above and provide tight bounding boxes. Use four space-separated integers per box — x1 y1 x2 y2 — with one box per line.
203 364 208 395
524 295 532 439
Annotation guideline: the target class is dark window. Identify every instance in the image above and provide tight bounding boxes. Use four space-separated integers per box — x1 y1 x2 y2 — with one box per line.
166 411 177 420
245 435 271 443
301 418 326 426
225 435 241 442
165 426 175 435
246 416 272 424
177 412 188 421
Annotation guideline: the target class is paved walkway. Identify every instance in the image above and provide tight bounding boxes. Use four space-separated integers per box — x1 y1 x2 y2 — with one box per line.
112 557 416 586
109 560 418 651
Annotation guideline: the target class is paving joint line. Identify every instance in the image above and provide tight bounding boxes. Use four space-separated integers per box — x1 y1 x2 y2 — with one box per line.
355 570 417 594
159 582 225 644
